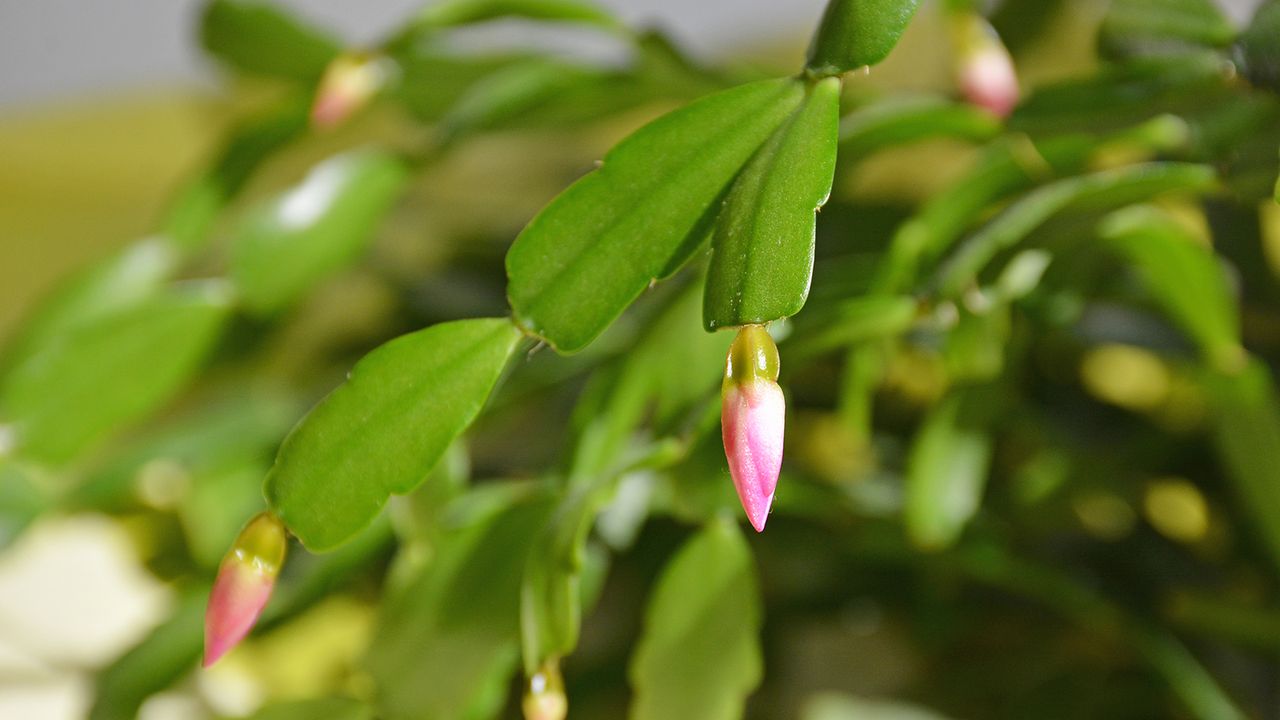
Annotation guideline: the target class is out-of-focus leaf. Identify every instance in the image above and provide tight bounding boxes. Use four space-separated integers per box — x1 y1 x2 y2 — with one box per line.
904 388 995 550
409 0 618 30
88 586 207 720
803 693 955 720
934 162 1218 297
162 98 311 250
239 697 373 720
704 77 841 329
231 149 409 314
1202 360 1280 574
943 305 1009 382
786 295 917 359
200 0 342 82
506 77 805 352
0 462 48 550
265 318 522 551
389 53 530 121
1100 205 1241 370
838 95 1001 162
0 283 232 464
806 0 923 75
1237 0 1280 92
1098 0 1234 60
369 485 554 720
0 240 178 374
991 0 1068 55
630 520 762 720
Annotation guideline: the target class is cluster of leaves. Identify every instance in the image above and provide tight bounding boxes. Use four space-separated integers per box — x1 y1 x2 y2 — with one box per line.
2 0 1280 718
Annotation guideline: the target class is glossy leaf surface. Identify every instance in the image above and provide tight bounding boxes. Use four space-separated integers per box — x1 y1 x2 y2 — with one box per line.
265 318 522 551
806 0 923 75
506 77 805 352
703 77 841 330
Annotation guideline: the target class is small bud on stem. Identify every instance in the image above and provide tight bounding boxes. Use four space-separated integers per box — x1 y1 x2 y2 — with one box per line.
203 512 287 667
950 13 1019 119
523 659 567 720
311 52 392 130
721 325 786 532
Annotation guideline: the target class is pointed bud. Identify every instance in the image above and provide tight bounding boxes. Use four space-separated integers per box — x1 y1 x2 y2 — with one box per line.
722 326 786 533
951 14 1019 119
203 512 287 667
523 659 567 720
310 53 392 130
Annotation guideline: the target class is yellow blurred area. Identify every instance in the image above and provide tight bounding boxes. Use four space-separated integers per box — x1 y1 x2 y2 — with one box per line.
1080 344 1171 411
1143 478 1210 544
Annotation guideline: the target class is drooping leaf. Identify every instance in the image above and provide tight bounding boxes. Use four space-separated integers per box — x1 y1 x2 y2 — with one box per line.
933 162 1218 297
1237 0 1280 92
838 95 1001 161
369 485 554 720
231 149 410 314
630 520 762 720
0 283 231 464
1098 0 1234 60
806 0 923 75
1100 205 1241 370
1202 360 1280 574
200 0 342 82
904 388 995 550
703 77 841 330
265 318 523 551
506 77 806 352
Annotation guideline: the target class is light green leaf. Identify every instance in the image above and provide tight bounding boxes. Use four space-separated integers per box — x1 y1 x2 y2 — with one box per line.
231 149 409 314
630 520 762 720
200 0 342 82
241 698 373 720
934 162 1218 297
0 283 231 464
904 388 994 551
506 77 806 353
785 295 918 359
1237 0 1280 92
838 95 1001 161
437 59 613 144
0 462 48 551
704 77 841 330
1202 360 1280 574
806 0 923 75
410 0 618 30
1099 0 1234 60
265 318 522 551
370 486 554 720
1100 205 1242 370
804 693 955 720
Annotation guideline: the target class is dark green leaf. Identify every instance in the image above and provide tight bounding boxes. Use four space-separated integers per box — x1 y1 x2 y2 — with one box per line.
506 77 806 352
265 318 522 551
1099 0 1234 60
630 520 762 720
1100 205 1242 370
838 95 1001 161
0 283 231 464
904 388 995 550
703 77 841 329
200 0 342 82
1203 360 1280 574
370 486 554 720
1237 0 1280 92
934 162 1218 297
806 0 923 75
231 149 410 314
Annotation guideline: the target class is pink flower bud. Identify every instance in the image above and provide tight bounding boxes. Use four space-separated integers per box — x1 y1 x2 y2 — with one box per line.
523 660 567 720
310 53 391 130
721 326 785 533
203 512 287 667
952 15 1019 119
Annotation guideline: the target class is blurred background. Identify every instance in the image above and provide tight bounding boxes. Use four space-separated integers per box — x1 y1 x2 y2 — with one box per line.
2 1 1279 719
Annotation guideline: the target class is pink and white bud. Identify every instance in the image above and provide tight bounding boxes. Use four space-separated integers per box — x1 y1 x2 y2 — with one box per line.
523 660 568 720
311 53 391 130
721 326 786 533
203 512 287 667
952 15 1019 119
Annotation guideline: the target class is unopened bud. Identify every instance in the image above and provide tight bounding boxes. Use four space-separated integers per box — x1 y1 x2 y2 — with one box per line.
523 660 567 720
311 53 392 130
952 14 1019 119
721 326 785 533
203 512 287 667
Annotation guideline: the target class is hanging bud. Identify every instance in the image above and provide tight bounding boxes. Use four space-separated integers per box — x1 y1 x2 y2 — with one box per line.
311 52 392 130
523 659 567 720
203 512 287 667
951 13 1019 119
722 325 786 533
